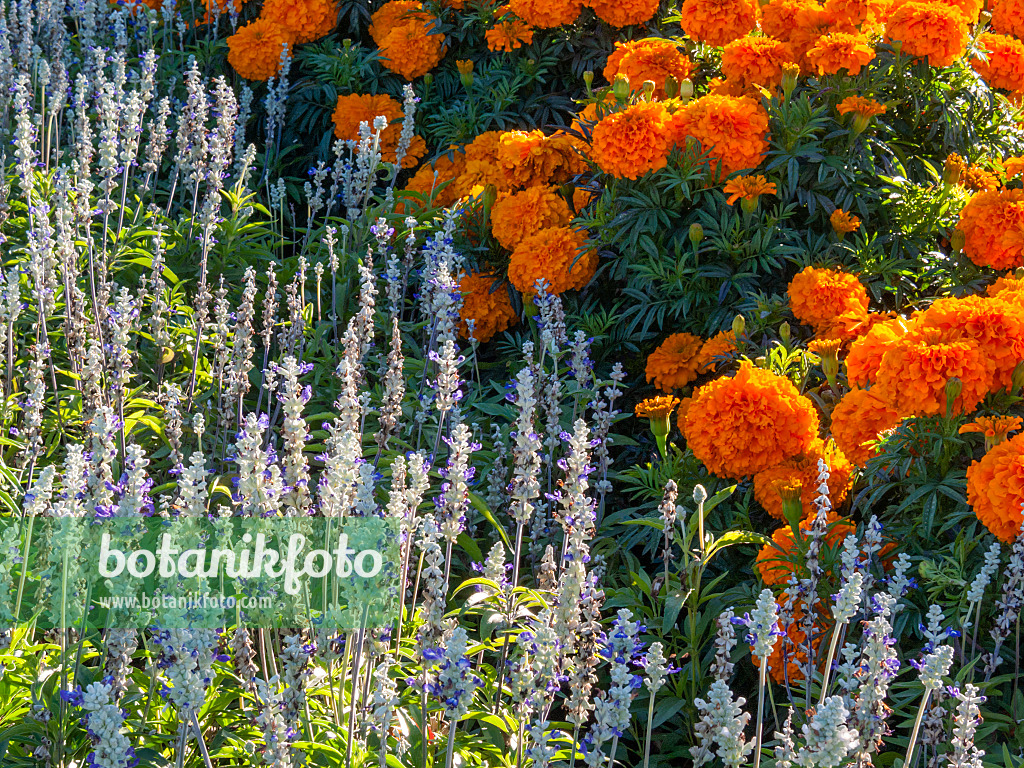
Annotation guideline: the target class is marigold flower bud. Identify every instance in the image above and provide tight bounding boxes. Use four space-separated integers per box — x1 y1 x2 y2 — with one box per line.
732 313 746 338
688 223 704 247
678 78 694 102
781 64 799 100
779 321 791 346
642 80 656 100
613 74 631 100
944 377 962 417
583 70 594 94
950 228 966 253
664 74 679 99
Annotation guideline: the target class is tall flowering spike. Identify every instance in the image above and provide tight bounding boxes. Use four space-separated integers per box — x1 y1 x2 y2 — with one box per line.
437 423 479 543
797 696 860 768
255 675 294 768
510 352 543 527
914 606 954 690
691 678 754 768
65 682 136 768
746 588 781 661
436 627 481 721
852 593 899 755
833 536 864 624
644 641 668 695
711 608 737 682
966 542 1001 603
416 515 447 660
376 317 406 450
583 608 643 767
949 684 986 768
985 520 1024 677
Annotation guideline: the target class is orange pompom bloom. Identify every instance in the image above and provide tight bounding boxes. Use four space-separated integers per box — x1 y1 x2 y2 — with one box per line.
260 0 336 43
972 33 1024 92
635 395 682 419
455 131 512 195
753 439 854 520
824 0 889 28
227 20 295 81
697 330 739 372
496 130 587 189
750 599 827 683
671 94 770 177
486 18 534 51
967 433 1024 542
806 31 875 74
874 326 990 417
845 317 907 387
490 187 572 250
646 333 705 392
679 0 759 47
370 1 444 79
787 266 870 332
508 226 598 295
787 5 857 69
402 149 468 208
721 36 795 91
603 38 695 99
885 2 969 68
507 0 582 27
458 273 519 342
591 102 673 180
723 175 777 207
988 274 1024 304
755 519 855 585
837 96 886 119
830 388 902 466
682 361 821 479
912 0 982 22
761 0 820 40
956 188 1024 270
960 415 1024 451
830 208 861 234
917 296 1024 393
1005 157 1024 180
992 0 1024 40
331 94 426 168
585 0 660 26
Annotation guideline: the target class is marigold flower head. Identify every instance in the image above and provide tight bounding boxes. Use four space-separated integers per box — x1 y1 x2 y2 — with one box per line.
573 185 600 211
603 38 695 99
490 186 572 250
956 188 1024 270
370 1 445 79
260 0 336 43
806 31 875 74
584 0 660 26
496 130 587 190
507 0 582 27
844 316 907 387
679 0 759 47
331 93 426 168
646 333 705 392
918 295 1024 393
885 1 969 68
753 438 854 520
988 274 1024 303
696 330 739 373
972 33 1024 93
787 266 870 332
967 433 1024 542
896 0 981 22
755 516 853 586
635 395 682 419
823 0 889 28
369 0 422 38
720 36 796 91
829 208 861 235
960 415 1024 452
456 131 512 195
875 325 990 417
723 175 777 206
458 272 519 342
992 0 1024 40
815 307 877 345
830 387 902 467
787 5 857 70
945 154 1001 191
591 101 673 180
750 598 828 683
671 94 770 178
1005 156 1024 180
837 95 886 119
402 149 468 208
682 360 821 479
761 0 820 41
227 20 295 81
486 17 534 51
507 226 598 296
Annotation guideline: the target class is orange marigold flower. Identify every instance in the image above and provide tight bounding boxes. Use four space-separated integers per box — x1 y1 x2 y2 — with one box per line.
956 188 1024 270
402 149 468 208
972 33 1024 92
755 519 854 585
585 0 660 26
591 101 673 180
960 415 1024 451
676 396 694 432
875 326 990 417
507 226 598 295
671 94 771 177
723 175 777 205
753 438 854 520
679 0 759 47
496 130 587 189
750 598 828 683
458 272 518 342
721 36 795 91
761 0 820 41
682 360 821 479
696 330 739 373
635 395 682 419
227 20 295 81
490 186 572 250
992 0 1024 40
966 432 1024 542
845 317 907 387
455 131 512 196
894 0 982 22
507 0 582 27
885 2 969 68
823 0 889 28
572 185 600 211
370 1 444 80
331 93 426 169
815 307 878 345
917 295 1024 393
787 266 870 332
1005 156 1024 179
830 388 902 467
260 0 336 43
806 31 875 75
486 17 534 51
830 208 861 234
988 274 1024 303
369 0 422 38
603 38 695 99
646 333 705 392
837 95 886 118
787 5 857 70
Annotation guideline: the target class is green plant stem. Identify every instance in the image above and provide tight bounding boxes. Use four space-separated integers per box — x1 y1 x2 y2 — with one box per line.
642 689 657 768
754 663 768 768
904 689 931 768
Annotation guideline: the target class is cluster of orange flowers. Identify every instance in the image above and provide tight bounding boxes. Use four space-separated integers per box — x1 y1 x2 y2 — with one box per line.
456 273 519 343
226 0 336 80
370 1 445 80
330 94 427 168
645 330 739 392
